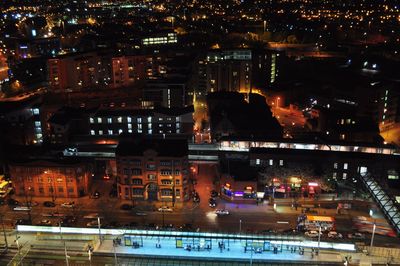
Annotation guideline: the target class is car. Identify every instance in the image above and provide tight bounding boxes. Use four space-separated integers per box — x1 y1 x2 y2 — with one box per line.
25 201 39 207
7 198 20 206
347 233 365 239
215 209 229 216
91 191 100 199
210 190 218 198
103 174 110 180
61 201 75 208
158 206 173 212
43 201 56 207
86 220 99 227
39 219 52 226
193 196 200 203
83 213 100 219
120 204 133 210
209 198 216 208
305 231 322 238
15 219 31 226
328 231 343 239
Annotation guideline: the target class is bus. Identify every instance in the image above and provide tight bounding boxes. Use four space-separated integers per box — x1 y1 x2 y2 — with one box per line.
353 216 396 237
303 215 335 232
0 177 13 198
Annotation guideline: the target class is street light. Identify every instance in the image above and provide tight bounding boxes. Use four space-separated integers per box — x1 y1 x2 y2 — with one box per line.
370 222 376 248
239 219 242 234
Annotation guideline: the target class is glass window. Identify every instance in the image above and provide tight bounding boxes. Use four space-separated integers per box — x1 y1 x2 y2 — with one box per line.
99 130 103 135
108 129 113 135
90 130 95 135
90 117 94 123
107 118 112 123
279 160 284 166
269 159 273 166
117 117 122 123
127 117 132 123
97 118 102 123
343 163 348 170
255 159 260 165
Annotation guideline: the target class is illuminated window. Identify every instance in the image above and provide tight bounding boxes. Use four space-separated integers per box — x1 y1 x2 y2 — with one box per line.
90 130 95 135
107 118 112 123
279 160 284 166
97 118 102 123
269 159 273 166
342 173 347 179
255 159 260 165
334 163 338 169
343 163 348 170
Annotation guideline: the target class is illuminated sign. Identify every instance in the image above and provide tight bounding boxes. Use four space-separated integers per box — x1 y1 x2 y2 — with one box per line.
308 182 318 187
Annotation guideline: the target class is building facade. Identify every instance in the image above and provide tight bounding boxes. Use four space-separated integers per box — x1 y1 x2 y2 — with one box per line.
9 159 92 198
115 138 191 202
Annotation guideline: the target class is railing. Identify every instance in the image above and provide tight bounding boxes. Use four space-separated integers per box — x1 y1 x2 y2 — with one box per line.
359 174 400 236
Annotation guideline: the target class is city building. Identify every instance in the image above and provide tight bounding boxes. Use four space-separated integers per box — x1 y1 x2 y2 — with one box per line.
9 158 92 198
207 92 282 140
0 95 44 145
115 137 191 202
142 32 178 47
219 160 258 202
88 105 194 138
306 105 382 143
143 78 190 108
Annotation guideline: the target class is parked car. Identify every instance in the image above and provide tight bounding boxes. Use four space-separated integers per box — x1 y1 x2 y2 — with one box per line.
158 206 173 212
328 231 343 239
209 198 216 208
120 204 133 210
61 201 75 208
210 190 218 198
215 209 229 216
305 231 322 238
347 233 365 239
91 191 100 199
7 198 20 206
15 219 31 226
39 219 52 226
193 195 200 203
43 201 56 207
86 220 99 227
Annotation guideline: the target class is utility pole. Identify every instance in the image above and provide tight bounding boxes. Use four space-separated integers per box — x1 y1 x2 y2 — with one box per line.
370 222 376 248
59 222 69 266
317 224 321 255
97 217 102 245
0 215 8 252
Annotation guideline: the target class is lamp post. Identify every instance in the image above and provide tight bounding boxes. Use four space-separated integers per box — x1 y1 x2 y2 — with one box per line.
0 215 8 252
239 219 242 234
59 222 69 266
317 224 322 255
370 222 376 248
97 216 102 245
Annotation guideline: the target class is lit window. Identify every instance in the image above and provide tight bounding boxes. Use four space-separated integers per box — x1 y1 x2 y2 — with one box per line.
279 160 283 166
137 117 142 123
269 159 273 166
127 117 132 123
255 159 260 165
99 130 103 135
117 117 122 123
342 173 347 179
148 129 152 134
334 163 338 169
343 163 348 170
89 117 94 123
147 117 152 123
107 118 112 123
128 123 132 129
108 129 113 135
90 130 95 135
119 129 123 134
97 118 102 123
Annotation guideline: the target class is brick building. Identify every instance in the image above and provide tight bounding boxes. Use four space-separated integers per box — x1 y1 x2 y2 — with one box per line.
115 138 191 202
9 159 92 198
